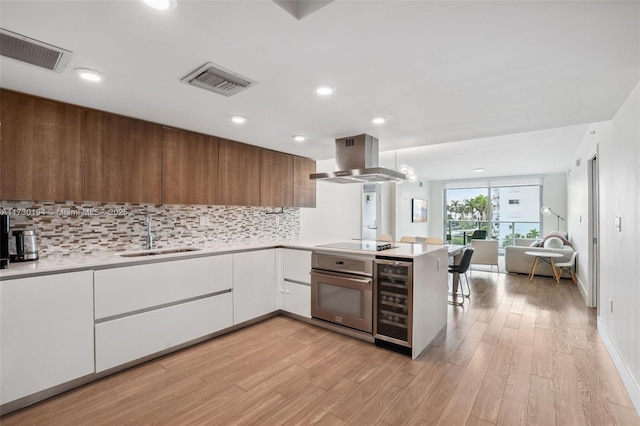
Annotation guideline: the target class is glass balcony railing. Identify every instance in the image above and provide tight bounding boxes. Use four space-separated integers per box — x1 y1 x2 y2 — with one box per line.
445 220 488 245
445 220 541 252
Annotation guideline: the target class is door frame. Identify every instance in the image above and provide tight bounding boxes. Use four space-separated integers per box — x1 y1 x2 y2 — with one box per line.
588 148 600 310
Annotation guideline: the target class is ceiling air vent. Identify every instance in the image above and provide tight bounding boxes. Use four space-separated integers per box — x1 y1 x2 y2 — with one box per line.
0 28 72 72
181 62 256 97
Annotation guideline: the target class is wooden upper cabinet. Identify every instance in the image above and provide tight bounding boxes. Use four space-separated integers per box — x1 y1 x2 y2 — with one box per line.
293 156 316 208
0 90 316 208
260 150 294 207
162 129 219 205
218 139 261 206
85 111 163 203
0 90 85 201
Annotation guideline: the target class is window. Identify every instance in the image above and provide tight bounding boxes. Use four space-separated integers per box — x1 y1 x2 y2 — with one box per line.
444 177 542 250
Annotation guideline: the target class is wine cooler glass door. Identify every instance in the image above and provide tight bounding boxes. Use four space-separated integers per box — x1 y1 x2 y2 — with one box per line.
374 259 413 346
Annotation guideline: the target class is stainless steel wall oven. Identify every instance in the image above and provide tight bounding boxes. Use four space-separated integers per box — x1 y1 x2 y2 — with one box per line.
310 251 373 333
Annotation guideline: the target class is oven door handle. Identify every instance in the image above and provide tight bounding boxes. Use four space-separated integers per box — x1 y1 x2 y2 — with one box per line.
311 270 373 286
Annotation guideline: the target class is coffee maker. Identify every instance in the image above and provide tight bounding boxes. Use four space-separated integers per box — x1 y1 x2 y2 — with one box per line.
10 229 39 262
0 214 9 268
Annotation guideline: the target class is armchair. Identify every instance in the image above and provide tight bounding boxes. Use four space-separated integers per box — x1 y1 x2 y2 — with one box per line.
470 239 499 272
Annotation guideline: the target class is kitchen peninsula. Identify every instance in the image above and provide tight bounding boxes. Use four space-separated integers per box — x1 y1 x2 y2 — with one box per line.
310 242 450 359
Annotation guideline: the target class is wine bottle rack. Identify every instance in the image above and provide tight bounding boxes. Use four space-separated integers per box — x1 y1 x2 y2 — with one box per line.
374 258 413 348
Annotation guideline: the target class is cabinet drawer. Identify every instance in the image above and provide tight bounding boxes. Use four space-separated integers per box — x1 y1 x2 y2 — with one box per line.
283 281 311 318
94 255 232 319
282 248 311 283
95 292 232 372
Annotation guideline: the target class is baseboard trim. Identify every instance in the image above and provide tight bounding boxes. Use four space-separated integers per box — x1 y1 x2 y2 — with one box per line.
576 276 589 306
598 318 640 416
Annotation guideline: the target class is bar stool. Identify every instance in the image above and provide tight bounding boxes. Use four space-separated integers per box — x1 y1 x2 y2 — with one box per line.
448 247 474 306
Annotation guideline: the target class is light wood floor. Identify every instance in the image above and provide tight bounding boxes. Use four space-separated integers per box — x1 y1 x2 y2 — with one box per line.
3 271 639 425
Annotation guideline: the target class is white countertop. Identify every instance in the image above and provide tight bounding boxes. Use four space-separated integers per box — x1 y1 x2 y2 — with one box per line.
0 241 305 280
0 240 453 280
312 241 450 258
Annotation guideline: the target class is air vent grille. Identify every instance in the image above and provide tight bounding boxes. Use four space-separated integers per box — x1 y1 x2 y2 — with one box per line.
0 28 72 72
181 62 256 97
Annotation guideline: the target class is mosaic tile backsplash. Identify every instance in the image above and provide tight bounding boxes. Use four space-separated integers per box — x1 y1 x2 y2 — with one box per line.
1 200 300 257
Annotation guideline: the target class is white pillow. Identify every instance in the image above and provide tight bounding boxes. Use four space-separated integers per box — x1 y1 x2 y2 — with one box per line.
543 237 564 249
529 240 541 247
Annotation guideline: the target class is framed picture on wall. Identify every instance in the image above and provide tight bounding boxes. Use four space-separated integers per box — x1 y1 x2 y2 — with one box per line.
412 198 428 223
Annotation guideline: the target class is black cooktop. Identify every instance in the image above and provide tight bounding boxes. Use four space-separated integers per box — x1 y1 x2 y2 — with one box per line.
316 241 397 252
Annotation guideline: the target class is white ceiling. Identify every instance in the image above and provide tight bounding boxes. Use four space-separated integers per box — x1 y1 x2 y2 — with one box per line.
1 1 639 180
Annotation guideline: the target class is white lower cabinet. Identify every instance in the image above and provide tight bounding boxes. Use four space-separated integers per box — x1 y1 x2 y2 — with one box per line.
280 248 312 318
281 248 311 283
233 249 277 324
94 255 232 320
0 271 94 405
95 293 232 372
1 247 294 409
93 255 233 373
282 281 311 318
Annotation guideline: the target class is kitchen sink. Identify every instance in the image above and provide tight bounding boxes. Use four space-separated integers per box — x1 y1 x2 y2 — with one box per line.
117 247 202 257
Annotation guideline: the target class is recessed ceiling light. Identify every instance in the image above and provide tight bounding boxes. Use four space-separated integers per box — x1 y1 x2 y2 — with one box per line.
316 85 335 96
75 68 104 83
293 135 306 142
473 168 486 173
372 117 385 125
231 115 247 124
143 0 177 10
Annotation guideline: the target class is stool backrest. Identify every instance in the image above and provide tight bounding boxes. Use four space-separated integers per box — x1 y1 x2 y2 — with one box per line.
457 248 475 272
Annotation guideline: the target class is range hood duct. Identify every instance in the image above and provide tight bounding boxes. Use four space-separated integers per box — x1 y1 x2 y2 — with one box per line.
310 134 405 183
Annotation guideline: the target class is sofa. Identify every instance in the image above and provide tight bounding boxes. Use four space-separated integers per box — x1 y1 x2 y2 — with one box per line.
505 236 575 278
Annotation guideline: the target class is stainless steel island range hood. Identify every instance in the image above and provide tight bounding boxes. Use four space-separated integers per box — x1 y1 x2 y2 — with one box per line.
310 134 405 183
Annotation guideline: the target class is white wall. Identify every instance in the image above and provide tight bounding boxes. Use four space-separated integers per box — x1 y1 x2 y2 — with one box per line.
427 181 444 238
566 121 610 303
587 83 640 412
299 159 362 242
299 162 431 242
541 173 568 235
379 182 395 239
394 180 430 239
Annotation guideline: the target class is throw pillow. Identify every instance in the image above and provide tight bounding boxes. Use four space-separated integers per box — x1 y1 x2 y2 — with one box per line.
541 232 573 248
543 237 564 249
529 240 541 247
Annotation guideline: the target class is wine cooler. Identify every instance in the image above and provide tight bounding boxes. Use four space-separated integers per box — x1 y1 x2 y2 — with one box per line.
373 257 413 353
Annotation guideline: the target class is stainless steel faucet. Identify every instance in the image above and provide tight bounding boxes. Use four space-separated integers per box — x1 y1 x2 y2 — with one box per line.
145 216 154 250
